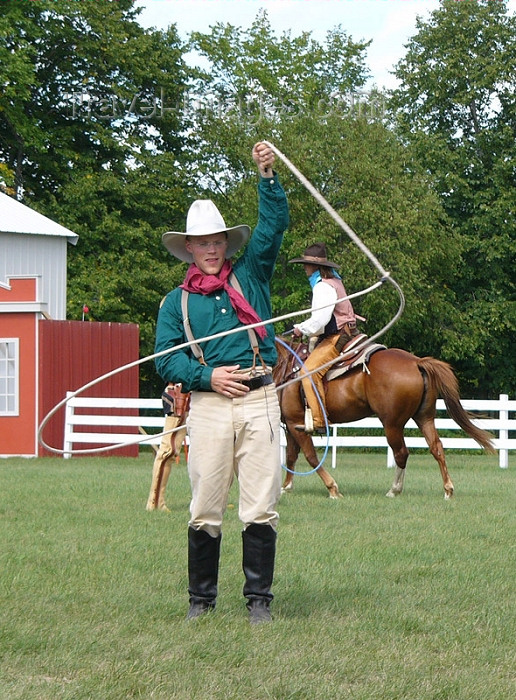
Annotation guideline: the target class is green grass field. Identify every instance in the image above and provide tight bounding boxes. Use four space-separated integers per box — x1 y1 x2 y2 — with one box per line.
1 451 514 700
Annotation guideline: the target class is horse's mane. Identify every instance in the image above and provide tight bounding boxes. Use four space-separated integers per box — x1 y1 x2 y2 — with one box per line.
273 336 308 388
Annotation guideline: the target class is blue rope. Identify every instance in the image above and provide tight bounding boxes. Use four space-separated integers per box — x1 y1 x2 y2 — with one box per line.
275 336 330 476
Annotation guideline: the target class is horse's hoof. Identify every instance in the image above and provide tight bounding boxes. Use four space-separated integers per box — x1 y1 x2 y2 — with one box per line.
281 486 292 495
385 489 400 498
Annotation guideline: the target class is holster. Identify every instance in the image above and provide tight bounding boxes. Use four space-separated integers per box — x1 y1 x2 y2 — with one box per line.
162 383 191 417
335 323 360 353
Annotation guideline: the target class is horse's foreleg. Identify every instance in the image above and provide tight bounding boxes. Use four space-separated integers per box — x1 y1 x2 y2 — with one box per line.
283 425 341 499
315 466 342 499
386 466 406 498
384 427 409 498
146 451 173 511
418 420 454 499
146 420 186 511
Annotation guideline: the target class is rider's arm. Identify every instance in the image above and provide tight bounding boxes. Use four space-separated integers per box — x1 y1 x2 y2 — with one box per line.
294 282 337 336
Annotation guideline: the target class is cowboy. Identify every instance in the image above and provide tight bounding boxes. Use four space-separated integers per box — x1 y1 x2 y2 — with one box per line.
154 142 289 624
289 242 359 434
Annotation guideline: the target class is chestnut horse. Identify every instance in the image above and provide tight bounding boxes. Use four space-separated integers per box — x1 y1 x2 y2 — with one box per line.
273 337 495 499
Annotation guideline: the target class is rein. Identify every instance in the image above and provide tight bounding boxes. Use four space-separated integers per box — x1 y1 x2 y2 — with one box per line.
272 338 308 387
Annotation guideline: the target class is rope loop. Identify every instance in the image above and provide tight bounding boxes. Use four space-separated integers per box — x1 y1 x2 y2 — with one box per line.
38 142 404 457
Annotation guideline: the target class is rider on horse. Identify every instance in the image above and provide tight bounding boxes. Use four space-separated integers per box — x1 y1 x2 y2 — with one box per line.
289 242 360 434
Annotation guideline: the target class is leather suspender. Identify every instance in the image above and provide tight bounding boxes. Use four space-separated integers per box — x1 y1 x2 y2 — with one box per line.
180 273 261 366
181 286 205 364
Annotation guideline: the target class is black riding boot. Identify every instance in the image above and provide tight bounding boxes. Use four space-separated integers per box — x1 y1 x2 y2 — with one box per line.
187 527 221 620
242 523 277 625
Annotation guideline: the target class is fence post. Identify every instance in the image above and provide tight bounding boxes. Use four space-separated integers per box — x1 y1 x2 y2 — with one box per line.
63 391 74 459
387 446 395 468
499 393 508 469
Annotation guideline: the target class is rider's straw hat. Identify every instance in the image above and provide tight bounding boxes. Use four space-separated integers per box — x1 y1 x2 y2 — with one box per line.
162 200 250 263
288 242 340 269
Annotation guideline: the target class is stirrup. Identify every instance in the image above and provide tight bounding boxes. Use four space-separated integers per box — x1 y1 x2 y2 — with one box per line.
294 424 327 435
294 408 327 434
304 407 314 432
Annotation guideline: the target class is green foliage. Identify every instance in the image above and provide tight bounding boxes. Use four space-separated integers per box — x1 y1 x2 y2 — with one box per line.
0 0 187 196
185 12 458 361
272 117 459 358
0 162 15 194
1 3 514 398
0 0 195 395
389 0 516 394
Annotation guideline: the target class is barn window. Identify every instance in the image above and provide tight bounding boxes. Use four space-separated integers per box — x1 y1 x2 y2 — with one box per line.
0 338 19 415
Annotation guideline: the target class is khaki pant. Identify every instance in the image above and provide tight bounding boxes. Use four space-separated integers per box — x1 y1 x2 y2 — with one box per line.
300 335 340 429
187 383 282 538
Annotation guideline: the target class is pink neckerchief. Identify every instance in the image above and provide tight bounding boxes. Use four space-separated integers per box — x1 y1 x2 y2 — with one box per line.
180 260 267 339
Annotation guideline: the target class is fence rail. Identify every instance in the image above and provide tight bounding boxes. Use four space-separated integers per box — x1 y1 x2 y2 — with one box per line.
63 394 165 458
63 392 515 467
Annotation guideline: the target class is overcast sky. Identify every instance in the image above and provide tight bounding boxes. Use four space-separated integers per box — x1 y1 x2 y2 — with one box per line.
134 0 516 90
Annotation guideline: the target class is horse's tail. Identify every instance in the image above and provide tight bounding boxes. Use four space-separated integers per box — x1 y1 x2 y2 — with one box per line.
417 357 496 453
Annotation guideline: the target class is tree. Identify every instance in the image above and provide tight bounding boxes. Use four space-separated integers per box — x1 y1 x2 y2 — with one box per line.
182 11 459 363
0 0 187 197
4 3 500 398
389 0 516 395
0 0 194 394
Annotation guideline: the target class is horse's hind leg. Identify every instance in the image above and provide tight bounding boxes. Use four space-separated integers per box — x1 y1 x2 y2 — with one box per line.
383 426 409 498
417 419 454 499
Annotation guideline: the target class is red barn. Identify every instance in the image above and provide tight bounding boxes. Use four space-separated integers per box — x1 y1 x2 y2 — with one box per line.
0 192 139 457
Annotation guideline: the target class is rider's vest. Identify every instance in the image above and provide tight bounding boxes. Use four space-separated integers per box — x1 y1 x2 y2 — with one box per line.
321 277 356 337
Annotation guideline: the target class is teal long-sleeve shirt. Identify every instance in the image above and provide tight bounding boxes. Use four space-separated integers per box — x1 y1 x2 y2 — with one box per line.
154 173 289 392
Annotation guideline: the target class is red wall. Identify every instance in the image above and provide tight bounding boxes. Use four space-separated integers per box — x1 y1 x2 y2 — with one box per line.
0 279 39 455
38 320 140 457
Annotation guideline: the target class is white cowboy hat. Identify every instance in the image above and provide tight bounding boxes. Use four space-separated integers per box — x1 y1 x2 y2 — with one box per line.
162 199 251 263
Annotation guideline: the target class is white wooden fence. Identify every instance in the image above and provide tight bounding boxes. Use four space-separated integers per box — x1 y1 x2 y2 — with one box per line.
63 394 166 458
63 392 515 468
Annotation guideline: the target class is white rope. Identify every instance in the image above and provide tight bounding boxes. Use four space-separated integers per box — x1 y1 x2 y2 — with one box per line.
263 141 391 278
39 141 405 455
262 141 405 388
38 282 382 455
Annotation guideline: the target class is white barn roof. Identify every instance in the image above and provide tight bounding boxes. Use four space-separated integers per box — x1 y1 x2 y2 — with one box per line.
0 191 79 244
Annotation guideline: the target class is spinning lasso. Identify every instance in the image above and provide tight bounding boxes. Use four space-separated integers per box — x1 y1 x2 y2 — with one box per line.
276 334 330 476
38 142 404 456
37 285 379 455
263 140 405 344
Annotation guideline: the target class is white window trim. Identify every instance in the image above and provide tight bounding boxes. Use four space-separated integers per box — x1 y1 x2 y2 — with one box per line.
0 338 19 416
